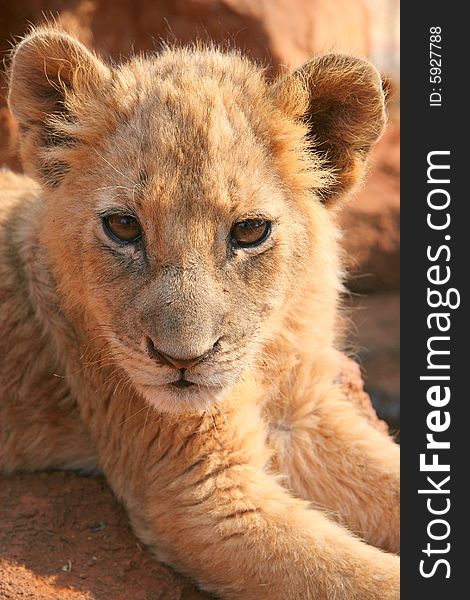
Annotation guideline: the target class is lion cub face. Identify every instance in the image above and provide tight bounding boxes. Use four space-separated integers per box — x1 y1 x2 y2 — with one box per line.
8 29 385 412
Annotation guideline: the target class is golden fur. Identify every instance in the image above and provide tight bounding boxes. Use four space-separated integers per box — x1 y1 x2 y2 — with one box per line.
0 27 399 599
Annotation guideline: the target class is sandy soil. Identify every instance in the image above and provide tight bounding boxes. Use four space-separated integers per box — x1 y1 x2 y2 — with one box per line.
0 472 211 600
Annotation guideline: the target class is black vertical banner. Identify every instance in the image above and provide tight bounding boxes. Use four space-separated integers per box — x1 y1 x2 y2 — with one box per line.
401 4 469 599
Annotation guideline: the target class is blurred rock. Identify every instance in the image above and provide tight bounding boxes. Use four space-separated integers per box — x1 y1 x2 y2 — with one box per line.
366 0 400 77
342 118 400 293
346 291 400 432
1 0 370 70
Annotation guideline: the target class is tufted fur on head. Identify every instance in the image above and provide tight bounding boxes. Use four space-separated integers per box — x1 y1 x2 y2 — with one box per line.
8 28 385 201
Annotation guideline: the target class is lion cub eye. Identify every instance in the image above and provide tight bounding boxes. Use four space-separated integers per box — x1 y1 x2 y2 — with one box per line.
231 219 271 248
103 214 142 244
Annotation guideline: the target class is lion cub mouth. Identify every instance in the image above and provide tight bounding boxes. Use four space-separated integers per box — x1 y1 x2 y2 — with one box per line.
170 371 195 389
118 336 239 411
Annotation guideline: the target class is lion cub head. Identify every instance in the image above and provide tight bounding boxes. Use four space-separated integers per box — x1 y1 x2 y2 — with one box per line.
8 28 385 413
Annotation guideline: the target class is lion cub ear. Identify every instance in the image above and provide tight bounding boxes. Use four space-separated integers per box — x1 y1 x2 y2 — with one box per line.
8 28 110 188
271 54 386 205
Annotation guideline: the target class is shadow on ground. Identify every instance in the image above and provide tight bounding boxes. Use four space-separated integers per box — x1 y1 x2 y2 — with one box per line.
0 471 210 600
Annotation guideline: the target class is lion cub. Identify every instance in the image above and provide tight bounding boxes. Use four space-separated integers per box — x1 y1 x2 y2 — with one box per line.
0 27 399 599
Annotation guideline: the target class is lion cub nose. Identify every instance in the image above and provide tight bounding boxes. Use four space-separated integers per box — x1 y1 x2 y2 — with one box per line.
146 338 219 370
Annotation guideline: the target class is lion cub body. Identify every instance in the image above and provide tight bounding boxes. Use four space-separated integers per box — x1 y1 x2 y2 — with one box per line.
0 29 399 599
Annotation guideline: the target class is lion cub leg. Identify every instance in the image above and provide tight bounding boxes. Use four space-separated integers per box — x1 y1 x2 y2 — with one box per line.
98 400 399 600
268 360 400 553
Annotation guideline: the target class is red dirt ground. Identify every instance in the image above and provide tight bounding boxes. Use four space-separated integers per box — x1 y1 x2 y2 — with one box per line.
0 472 211 600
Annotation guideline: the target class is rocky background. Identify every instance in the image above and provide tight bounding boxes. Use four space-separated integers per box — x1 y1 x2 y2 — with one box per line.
0 1 400 598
